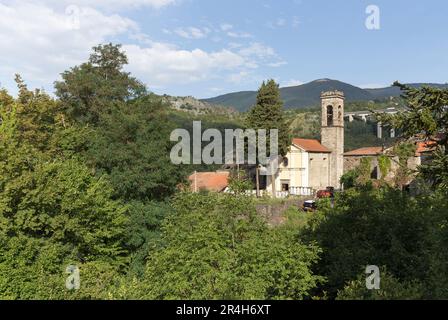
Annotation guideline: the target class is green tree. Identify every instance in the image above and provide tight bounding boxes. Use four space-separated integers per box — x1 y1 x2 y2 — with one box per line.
55 43 146 125
336 269 424 300
85 95 186 201
246 80 291 196
246 80 290 157
303 187 448 299
227 170 253 195
378 83 448 190
55 44 186 201
128 192 322 300
0 86 128 299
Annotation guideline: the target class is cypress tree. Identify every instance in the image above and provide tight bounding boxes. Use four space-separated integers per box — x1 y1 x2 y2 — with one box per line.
246 79 291 196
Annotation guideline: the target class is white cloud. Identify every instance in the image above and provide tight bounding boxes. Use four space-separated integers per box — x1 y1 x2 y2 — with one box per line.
268 61 287 67
228 71 250 84
24 0 177 10
220 23 233 31
276 18 286 27
292 16 300 28
122 41 281 87
226 31 252 39
0 1 287 95
238 43 275 59
123 43 246 84
0 2 137 92
174 27 210 39
282 79 304 87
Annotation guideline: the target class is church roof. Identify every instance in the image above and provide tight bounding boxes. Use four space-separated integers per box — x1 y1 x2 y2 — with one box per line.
292 138 331 153
343 147 384 156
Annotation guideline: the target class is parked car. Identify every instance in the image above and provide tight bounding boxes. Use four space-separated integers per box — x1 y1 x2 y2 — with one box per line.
316 186 335 199
302 200 317 212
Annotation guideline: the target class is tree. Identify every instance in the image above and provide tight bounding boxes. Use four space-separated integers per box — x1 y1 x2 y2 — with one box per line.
54 44 186 201
129 192 322 300
51 44 188 284
246 80 291 197
378 83 448 190
336 269 424 300
303 187 448 299
55 43 146 125
227 169 253 195
85 95 186 201
0 85 128 299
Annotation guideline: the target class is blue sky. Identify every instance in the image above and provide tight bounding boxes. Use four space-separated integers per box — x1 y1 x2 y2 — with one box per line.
0 0 447 98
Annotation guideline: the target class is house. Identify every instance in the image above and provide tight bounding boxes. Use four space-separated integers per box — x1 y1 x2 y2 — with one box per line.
343 140 437 185
188 171 230 193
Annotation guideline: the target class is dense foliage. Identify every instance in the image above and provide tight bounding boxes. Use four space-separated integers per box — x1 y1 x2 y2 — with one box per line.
304 187 448 299
122 192 322 300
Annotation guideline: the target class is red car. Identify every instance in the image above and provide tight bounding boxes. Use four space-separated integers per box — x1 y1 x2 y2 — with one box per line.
316 187 335 199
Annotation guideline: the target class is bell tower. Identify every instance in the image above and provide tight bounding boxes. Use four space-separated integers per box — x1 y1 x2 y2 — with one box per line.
320 90 345 188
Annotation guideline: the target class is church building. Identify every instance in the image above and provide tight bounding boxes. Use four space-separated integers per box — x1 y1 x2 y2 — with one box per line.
267 90 345 196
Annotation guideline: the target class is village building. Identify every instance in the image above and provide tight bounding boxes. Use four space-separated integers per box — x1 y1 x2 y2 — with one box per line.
267 90 345 196
188 90 435 196
343 141 436 185
188 171 230 193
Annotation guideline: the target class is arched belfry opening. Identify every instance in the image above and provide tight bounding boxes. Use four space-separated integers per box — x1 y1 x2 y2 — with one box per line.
320 90 345 188
327 105 333 126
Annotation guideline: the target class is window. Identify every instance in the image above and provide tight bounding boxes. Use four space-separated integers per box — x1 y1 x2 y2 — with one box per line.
282 157 289 167
327 105 333 126
281 181 290 192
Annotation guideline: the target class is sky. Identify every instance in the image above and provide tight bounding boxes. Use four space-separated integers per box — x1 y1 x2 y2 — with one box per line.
0 0 447 99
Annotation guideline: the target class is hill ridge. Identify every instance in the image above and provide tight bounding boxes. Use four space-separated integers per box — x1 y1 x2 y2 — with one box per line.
202 79 448 111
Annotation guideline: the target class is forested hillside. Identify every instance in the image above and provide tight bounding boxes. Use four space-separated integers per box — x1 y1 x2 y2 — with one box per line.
202 79 448 111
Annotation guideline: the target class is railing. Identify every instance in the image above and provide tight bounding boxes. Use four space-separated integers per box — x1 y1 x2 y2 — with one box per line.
276 186 314 198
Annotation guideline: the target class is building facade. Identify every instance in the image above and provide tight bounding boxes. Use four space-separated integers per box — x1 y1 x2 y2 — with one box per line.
268 90 345 196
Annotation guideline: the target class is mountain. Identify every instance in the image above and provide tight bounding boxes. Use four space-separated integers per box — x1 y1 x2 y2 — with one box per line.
161 94 238 116
202 79 448 112
365 83 448 99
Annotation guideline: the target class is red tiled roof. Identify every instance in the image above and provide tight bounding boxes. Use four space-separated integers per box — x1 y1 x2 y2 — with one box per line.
188 171 230 192
292 138 331 153
416 141 437 156
343 146 384 156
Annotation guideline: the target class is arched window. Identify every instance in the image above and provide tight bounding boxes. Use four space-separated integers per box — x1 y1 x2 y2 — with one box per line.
327 105 333 126
338 105 342 120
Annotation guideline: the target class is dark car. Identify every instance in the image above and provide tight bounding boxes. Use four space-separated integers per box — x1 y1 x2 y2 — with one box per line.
302 200 317 212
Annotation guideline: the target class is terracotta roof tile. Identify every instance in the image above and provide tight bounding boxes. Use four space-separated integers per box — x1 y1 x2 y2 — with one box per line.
416 141 437 156
343 146 384 156
188 171 230 192
292 138 331 153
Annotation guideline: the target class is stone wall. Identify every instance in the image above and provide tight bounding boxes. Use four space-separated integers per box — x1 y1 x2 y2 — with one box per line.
255 198 307 226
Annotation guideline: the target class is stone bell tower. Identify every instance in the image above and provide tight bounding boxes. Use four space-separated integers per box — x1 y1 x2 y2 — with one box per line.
320 90 345 188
